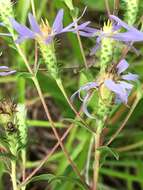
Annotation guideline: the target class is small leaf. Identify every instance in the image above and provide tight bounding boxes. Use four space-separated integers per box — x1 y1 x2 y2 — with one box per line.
70 7 79 18
0 152 16 160
30 174 56 183
27 174 88 190
97 146 119 160
17 72 33 79
62 118 95 134
62 0 74 10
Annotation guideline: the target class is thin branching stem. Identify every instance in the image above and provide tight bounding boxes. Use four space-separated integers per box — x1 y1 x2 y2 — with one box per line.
20 125 73 187
13 39 85 185
85 136 94 185
32 77 84 181
20 107 84 188
106 97 140 146
104 0 111 16
93 125 102 190
30 0 36 17
72 17 88 69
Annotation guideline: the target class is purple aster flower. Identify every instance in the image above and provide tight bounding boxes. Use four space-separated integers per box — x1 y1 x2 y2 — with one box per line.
71 59 138 118
0 66 16 76
108 15 143 42
9 9 94 44
104 59 138 104
89 15 143 55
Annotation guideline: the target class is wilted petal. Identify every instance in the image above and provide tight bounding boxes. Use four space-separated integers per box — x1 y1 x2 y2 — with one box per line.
82 26 99 34
62 7 88 33
52 9 64 33
0 66 16 76
122 73 138 81
28 13 41 34
71 82 98 102
90 36 102 55
61 16 83 33
82 93 95 118
109 15 138 32
117 59 129 74
0 70 16 76
10 18 35 38
0 66 9 69
75 21 91 30
78 31 95 37
70 90 80 102
76 25 98 37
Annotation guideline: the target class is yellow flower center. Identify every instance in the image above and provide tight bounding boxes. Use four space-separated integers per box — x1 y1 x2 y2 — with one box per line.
103 20 113 33
39 19 52 38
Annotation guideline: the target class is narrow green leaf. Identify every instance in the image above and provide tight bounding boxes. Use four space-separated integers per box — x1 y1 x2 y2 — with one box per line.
25 174 88 190
98 146 119 160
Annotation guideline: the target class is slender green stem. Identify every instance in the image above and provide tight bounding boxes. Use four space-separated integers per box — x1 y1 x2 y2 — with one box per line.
22 150 26 180
106 97 140 146
16 45 33 75
11 161 17 190
72 18 88 69
93 125 102 190
30 0 36 17
104 0 111 16
117 140 143 152
27 119 65 128
85 136 94 185
17 77 25 103
21 150 26 190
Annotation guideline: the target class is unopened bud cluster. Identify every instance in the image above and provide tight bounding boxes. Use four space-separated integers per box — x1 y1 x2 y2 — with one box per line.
0 0 14 33
125 0 139 25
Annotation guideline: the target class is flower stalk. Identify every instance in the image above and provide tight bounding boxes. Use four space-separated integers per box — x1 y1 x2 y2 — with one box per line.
11 161 17 190
93 121 102 190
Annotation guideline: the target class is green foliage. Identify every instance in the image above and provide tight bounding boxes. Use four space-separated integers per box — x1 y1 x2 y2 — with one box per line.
26 174 88 190
0 0 143 190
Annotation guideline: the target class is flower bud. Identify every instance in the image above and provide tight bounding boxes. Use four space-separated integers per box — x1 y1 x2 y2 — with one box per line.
100 21 114 72
0 0 14 33
39 42 59 79
125 0 139 25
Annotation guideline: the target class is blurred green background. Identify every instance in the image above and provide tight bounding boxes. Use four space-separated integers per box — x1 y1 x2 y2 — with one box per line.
0 0 143 190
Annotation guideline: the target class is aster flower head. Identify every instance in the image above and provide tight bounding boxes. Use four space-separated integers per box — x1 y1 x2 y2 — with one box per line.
90 15 143 55
104 59 138 104
0 66 16 76
10 9 94 44
71 59 138 118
